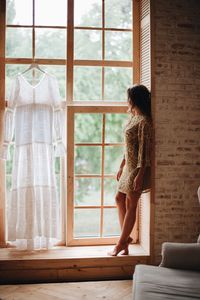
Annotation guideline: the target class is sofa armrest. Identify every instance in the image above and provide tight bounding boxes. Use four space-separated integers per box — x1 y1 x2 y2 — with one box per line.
160 242 200 271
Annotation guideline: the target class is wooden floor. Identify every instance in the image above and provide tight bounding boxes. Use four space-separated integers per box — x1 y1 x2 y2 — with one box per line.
0 280 133 300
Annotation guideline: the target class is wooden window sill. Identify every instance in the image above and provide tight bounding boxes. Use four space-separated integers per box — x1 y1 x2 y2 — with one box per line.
0 244 149 259
0 244 150 284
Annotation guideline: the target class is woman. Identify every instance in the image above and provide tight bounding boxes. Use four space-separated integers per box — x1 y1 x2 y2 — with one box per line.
109 84 152 256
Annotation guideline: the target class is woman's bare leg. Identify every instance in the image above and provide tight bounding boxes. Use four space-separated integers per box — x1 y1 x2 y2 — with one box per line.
118 191 141 244
109 190 141 256
115 191 126 228
115 192 133 255
107 192 126 256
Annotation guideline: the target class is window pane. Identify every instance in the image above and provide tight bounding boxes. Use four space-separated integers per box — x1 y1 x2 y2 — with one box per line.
105 113 127 143
104 178 118 206
105 0 132 29
15 69 46 87
6 0 32 25
103 208 120 237
6 144 14 196
41 65 66 99
6 158 13 175
55 158 60 174
74 209 100 237
6 64 66 100
74 67 102 101
75 178 101 206
104 67 132 101
104 146 124 175
56 174 60 199
74 30 102 60
105 31 132 61
6 67 47 96
75 146 101 174
6 64 25 99
75 114 102 143
35 0 67 26
6 28 32 58
6 145 14 174
6 175 12 191
74 0 102 27
35 29 66 59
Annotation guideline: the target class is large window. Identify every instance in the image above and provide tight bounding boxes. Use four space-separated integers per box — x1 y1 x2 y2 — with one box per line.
68 0 139 245
2 0 140 246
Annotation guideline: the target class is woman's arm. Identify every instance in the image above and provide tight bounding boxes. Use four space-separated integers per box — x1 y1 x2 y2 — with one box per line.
119 156 126 169
134 120 152 191
116 156 126 181
133 167 146 191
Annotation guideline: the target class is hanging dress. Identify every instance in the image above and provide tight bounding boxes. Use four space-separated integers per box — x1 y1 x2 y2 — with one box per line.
0 72 65 250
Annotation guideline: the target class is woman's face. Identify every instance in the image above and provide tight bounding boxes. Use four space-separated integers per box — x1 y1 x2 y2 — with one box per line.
127 98 132 110
127 97 134 113
127 97 139 115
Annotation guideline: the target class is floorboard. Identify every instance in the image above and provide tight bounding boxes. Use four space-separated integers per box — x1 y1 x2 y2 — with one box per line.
0 280 133 300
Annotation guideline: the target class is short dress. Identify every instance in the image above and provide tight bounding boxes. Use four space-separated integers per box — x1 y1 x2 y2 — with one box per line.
118 114 152 194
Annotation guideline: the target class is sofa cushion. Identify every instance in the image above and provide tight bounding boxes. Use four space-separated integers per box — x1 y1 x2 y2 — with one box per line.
133 264 200 300
160 242 200 270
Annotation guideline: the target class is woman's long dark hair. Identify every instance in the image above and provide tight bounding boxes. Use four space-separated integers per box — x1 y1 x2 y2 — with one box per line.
127 84 151 118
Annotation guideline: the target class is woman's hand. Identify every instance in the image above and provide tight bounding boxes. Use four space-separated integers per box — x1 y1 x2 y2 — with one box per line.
133 167 145 191
116 157 125 181
116 167 123 181
133 174 143 191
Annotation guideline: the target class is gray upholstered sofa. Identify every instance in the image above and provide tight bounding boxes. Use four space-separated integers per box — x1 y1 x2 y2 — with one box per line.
133 187 200 300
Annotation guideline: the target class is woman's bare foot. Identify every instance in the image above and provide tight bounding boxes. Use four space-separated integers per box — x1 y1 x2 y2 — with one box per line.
108 241 128 256
120 237 133 255
108 237 133 256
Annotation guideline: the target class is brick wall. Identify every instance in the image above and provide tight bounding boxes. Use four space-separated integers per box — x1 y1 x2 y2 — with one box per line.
153 0 200 263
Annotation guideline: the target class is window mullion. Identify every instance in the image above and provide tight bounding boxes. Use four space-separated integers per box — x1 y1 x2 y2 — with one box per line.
100 113 106 237
67 108 75 244
133 0 140 83
102 0 105 101
32 0 35 59
67 0 74 104
0 0 6 247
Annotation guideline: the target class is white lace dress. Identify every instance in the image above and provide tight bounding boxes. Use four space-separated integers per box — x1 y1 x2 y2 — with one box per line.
1 72 65 250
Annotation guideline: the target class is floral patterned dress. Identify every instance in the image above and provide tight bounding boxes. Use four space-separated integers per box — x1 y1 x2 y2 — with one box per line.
118 114 152 194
